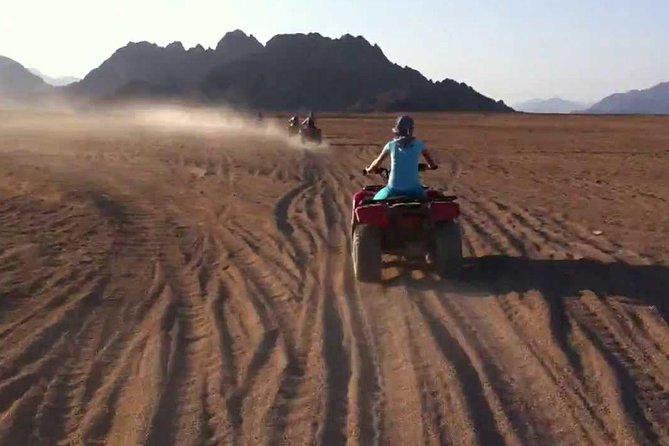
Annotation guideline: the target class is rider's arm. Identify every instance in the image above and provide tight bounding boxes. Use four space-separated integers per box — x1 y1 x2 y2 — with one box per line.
422 148 438 170
366 145 389 172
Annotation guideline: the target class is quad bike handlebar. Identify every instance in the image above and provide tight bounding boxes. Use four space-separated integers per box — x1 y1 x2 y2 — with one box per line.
362 167 389 178
363 163 437 178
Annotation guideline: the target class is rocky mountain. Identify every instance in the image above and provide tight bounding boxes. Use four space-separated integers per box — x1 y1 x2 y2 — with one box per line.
0 56 52 96
585 82 669 115
514 98 587 114
28 68 79 86
69 30 262 98
200 33 510 112
68 31 511 112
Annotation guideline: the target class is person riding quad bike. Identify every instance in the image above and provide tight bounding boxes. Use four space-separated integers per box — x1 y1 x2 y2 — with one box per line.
298 111 322 143
302 112 316 129
288 115 300 136
352 115 461 281
365 115 438 199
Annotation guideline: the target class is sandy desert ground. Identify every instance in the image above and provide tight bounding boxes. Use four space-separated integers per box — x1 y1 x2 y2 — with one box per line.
0 107 668 446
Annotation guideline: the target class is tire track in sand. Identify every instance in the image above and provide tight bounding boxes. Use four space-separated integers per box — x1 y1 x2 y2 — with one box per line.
456 191 669 444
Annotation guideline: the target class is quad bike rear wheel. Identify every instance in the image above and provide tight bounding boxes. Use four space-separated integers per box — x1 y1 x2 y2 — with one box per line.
431 221 463 278
299 127 322 144
352 225 382 282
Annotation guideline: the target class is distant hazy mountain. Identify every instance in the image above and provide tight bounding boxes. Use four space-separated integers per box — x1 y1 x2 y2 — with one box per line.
28 68 79 86
585 82 669 115
0 55 51 96
68 31 511 112
514 98 587 114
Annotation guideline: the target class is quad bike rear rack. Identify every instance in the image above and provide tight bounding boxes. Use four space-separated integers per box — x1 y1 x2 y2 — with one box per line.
358 195 458 207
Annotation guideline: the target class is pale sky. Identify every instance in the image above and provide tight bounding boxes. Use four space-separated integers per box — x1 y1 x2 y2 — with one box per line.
1 0 668 104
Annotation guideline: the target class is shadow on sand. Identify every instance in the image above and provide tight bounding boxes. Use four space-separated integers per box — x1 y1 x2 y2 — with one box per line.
382 255 669 322
381 256 669 445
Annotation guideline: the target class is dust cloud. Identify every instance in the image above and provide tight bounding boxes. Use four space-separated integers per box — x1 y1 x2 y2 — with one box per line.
0 101 326 150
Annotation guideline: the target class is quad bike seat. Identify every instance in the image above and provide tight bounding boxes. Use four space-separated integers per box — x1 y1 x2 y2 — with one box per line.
363 185 430 192
358 196 425 206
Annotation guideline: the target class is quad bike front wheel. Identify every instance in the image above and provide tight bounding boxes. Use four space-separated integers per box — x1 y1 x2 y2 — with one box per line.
352 225 382 282
431 221 463 278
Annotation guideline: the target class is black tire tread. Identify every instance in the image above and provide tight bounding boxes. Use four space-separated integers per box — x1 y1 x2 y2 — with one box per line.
352 225 382 282
432 221 463 278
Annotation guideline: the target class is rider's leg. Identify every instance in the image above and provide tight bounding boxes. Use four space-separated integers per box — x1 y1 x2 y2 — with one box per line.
373 186 393 200
374 186 426 200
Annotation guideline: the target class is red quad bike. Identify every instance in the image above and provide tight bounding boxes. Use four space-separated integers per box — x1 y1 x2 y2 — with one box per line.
351 164 463 282
299 125 322 144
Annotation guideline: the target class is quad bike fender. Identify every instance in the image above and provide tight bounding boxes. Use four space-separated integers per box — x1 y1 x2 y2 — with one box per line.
430 202 460 222
354 204 389 228
352 190 374 209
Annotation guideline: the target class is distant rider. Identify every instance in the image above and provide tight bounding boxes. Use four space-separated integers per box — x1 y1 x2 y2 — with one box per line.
365 115 438 200
302 111 316 129
289 116 299 126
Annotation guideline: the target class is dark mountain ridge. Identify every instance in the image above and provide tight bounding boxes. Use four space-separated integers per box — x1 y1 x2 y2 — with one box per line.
69 30 263 98
68 31 511 112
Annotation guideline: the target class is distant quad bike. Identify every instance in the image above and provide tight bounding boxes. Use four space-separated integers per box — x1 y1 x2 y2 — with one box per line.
299 125 322 144
288 122 300 137
351 164 463 282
